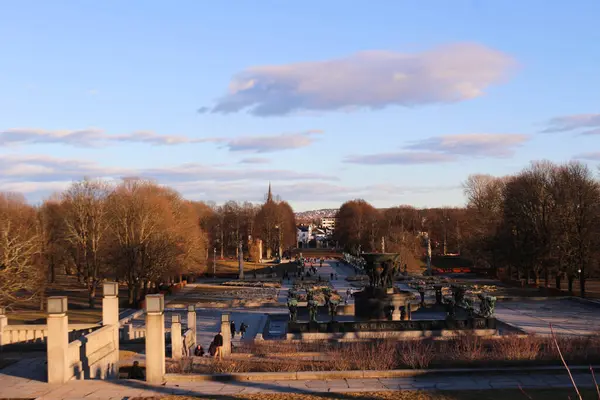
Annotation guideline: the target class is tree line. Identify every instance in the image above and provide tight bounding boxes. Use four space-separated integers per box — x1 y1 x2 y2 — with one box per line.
0 179 296 308
333 200 467 258
463 161 600 296
334 160 600 297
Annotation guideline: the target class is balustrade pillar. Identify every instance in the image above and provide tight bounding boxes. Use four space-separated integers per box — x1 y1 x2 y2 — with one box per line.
145 294 165 383
47 297 69 384
187 305 196 347
220 313 231 357
171 315 182 360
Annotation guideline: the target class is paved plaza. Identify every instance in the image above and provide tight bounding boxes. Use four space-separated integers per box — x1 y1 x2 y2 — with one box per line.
0 370 597 399
495 298 600 335
3 259 600 398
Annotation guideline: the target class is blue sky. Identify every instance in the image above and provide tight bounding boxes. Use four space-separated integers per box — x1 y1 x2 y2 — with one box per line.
1 1 599 211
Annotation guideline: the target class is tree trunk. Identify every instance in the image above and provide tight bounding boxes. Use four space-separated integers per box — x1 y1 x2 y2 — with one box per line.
133 283 140 307
544 267 549 288
555 274 562 290
128 284 135 306
568 275 574 293
88 285 96 309
49 259 56 284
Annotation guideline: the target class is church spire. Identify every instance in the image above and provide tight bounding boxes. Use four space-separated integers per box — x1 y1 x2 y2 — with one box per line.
267 181 273 202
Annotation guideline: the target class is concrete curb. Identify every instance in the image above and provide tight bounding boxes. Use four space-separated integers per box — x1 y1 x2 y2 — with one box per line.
165 364 600 382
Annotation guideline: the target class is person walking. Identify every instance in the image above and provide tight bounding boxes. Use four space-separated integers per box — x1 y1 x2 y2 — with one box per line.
213 332 224 360
240 322 248 338
230 320 236 338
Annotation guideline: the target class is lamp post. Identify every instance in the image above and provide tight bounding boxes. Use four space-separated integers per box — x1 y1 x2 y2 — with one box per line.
275 225 282 259
213 247 217 278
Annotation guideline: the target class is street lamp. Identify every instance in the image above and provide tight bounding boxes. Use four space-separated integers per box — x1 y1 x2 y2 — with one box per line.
213 247 217 278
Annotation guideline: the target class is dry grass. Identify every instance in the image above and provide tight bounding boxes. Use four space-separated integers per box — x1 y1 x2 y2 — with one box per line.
203 334 600 373
135 388 598 400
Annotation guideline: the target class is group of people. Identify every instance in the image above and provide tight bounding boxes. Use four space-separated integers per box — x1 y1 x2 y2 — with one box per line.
192 320 249 360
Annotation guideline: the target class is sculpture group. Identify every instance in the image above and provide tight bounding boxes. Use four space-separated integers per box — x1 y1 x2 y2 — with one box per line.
363 253 401 288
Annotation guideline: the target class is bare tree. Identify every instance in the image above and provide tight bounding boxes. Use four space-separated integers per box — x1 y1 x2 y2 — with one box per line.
61 179 111 308
0 193 44 308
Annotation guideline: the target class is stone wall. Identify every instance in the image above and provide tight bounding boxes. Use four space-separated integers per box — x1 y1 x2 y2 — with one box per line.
288 318 497 334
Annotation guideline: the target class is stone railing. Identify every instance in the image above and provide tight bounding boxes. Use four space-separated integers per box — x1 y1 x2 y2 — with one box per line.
182 328 195 356
73 324 119 379
67 340 84 380
118 309 145 325
0 323 99 346
120 324 146 341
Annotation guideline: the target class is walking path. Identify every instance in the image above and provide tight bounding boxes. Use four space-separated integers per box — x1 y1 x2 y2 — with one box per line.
0 370 595 399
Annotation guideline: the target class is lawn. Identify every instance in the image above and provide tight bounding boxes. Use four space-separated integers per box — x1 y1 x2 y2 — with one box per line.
136 389 597 400
4 273 132 324
210 259 298 278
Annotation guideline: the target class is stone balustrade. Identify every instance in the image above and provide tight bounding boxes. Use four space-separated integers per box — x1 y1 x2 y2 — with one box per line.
0 323 99 346
67 340 84 380
79 324 120 379
47 282 120 384
182 328 195 356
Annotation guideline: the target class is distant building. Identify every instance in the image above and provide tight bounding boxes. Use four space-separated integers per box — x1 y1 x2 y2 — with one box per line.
320 216 337 230
297 225 312 248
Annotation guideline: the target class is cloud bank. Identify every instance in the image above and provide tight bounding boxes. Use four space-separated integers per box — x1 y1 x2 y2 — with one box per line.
345 133 529 165
203 43 515 116
0 128 323 153
0 154 461 206
0 153 337 196
542 113 600 135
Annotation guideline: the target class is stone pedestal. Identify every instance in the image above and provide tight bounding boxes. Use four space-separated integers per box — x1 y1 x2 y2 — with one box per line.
145 294 165 383
391 295 404 321
354 287 412 320
47 297 69 384
220 313 231 357
171 315 182 360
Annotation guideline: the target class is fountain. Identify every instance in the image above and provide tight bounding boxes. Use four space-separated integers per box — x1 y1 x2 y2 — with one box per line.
354 253 413 320
283 253 497 339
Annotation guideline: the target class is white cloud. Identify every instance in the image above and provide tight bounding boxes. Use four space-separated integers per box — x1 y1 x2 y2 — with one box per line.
0 128 323 153
239 157 270 164
574 152 600 161
206 43 515 116
345 133 529 165
224 130 323 153
542 113 600 133
405 133 529 157
0 128 218 147
0 154 337 199
174 180 461 204
345 151 455 165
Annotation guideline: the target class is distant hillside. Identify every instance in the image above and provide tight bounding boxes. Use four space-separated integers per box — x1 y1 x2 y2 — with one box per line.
295 209 338 221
